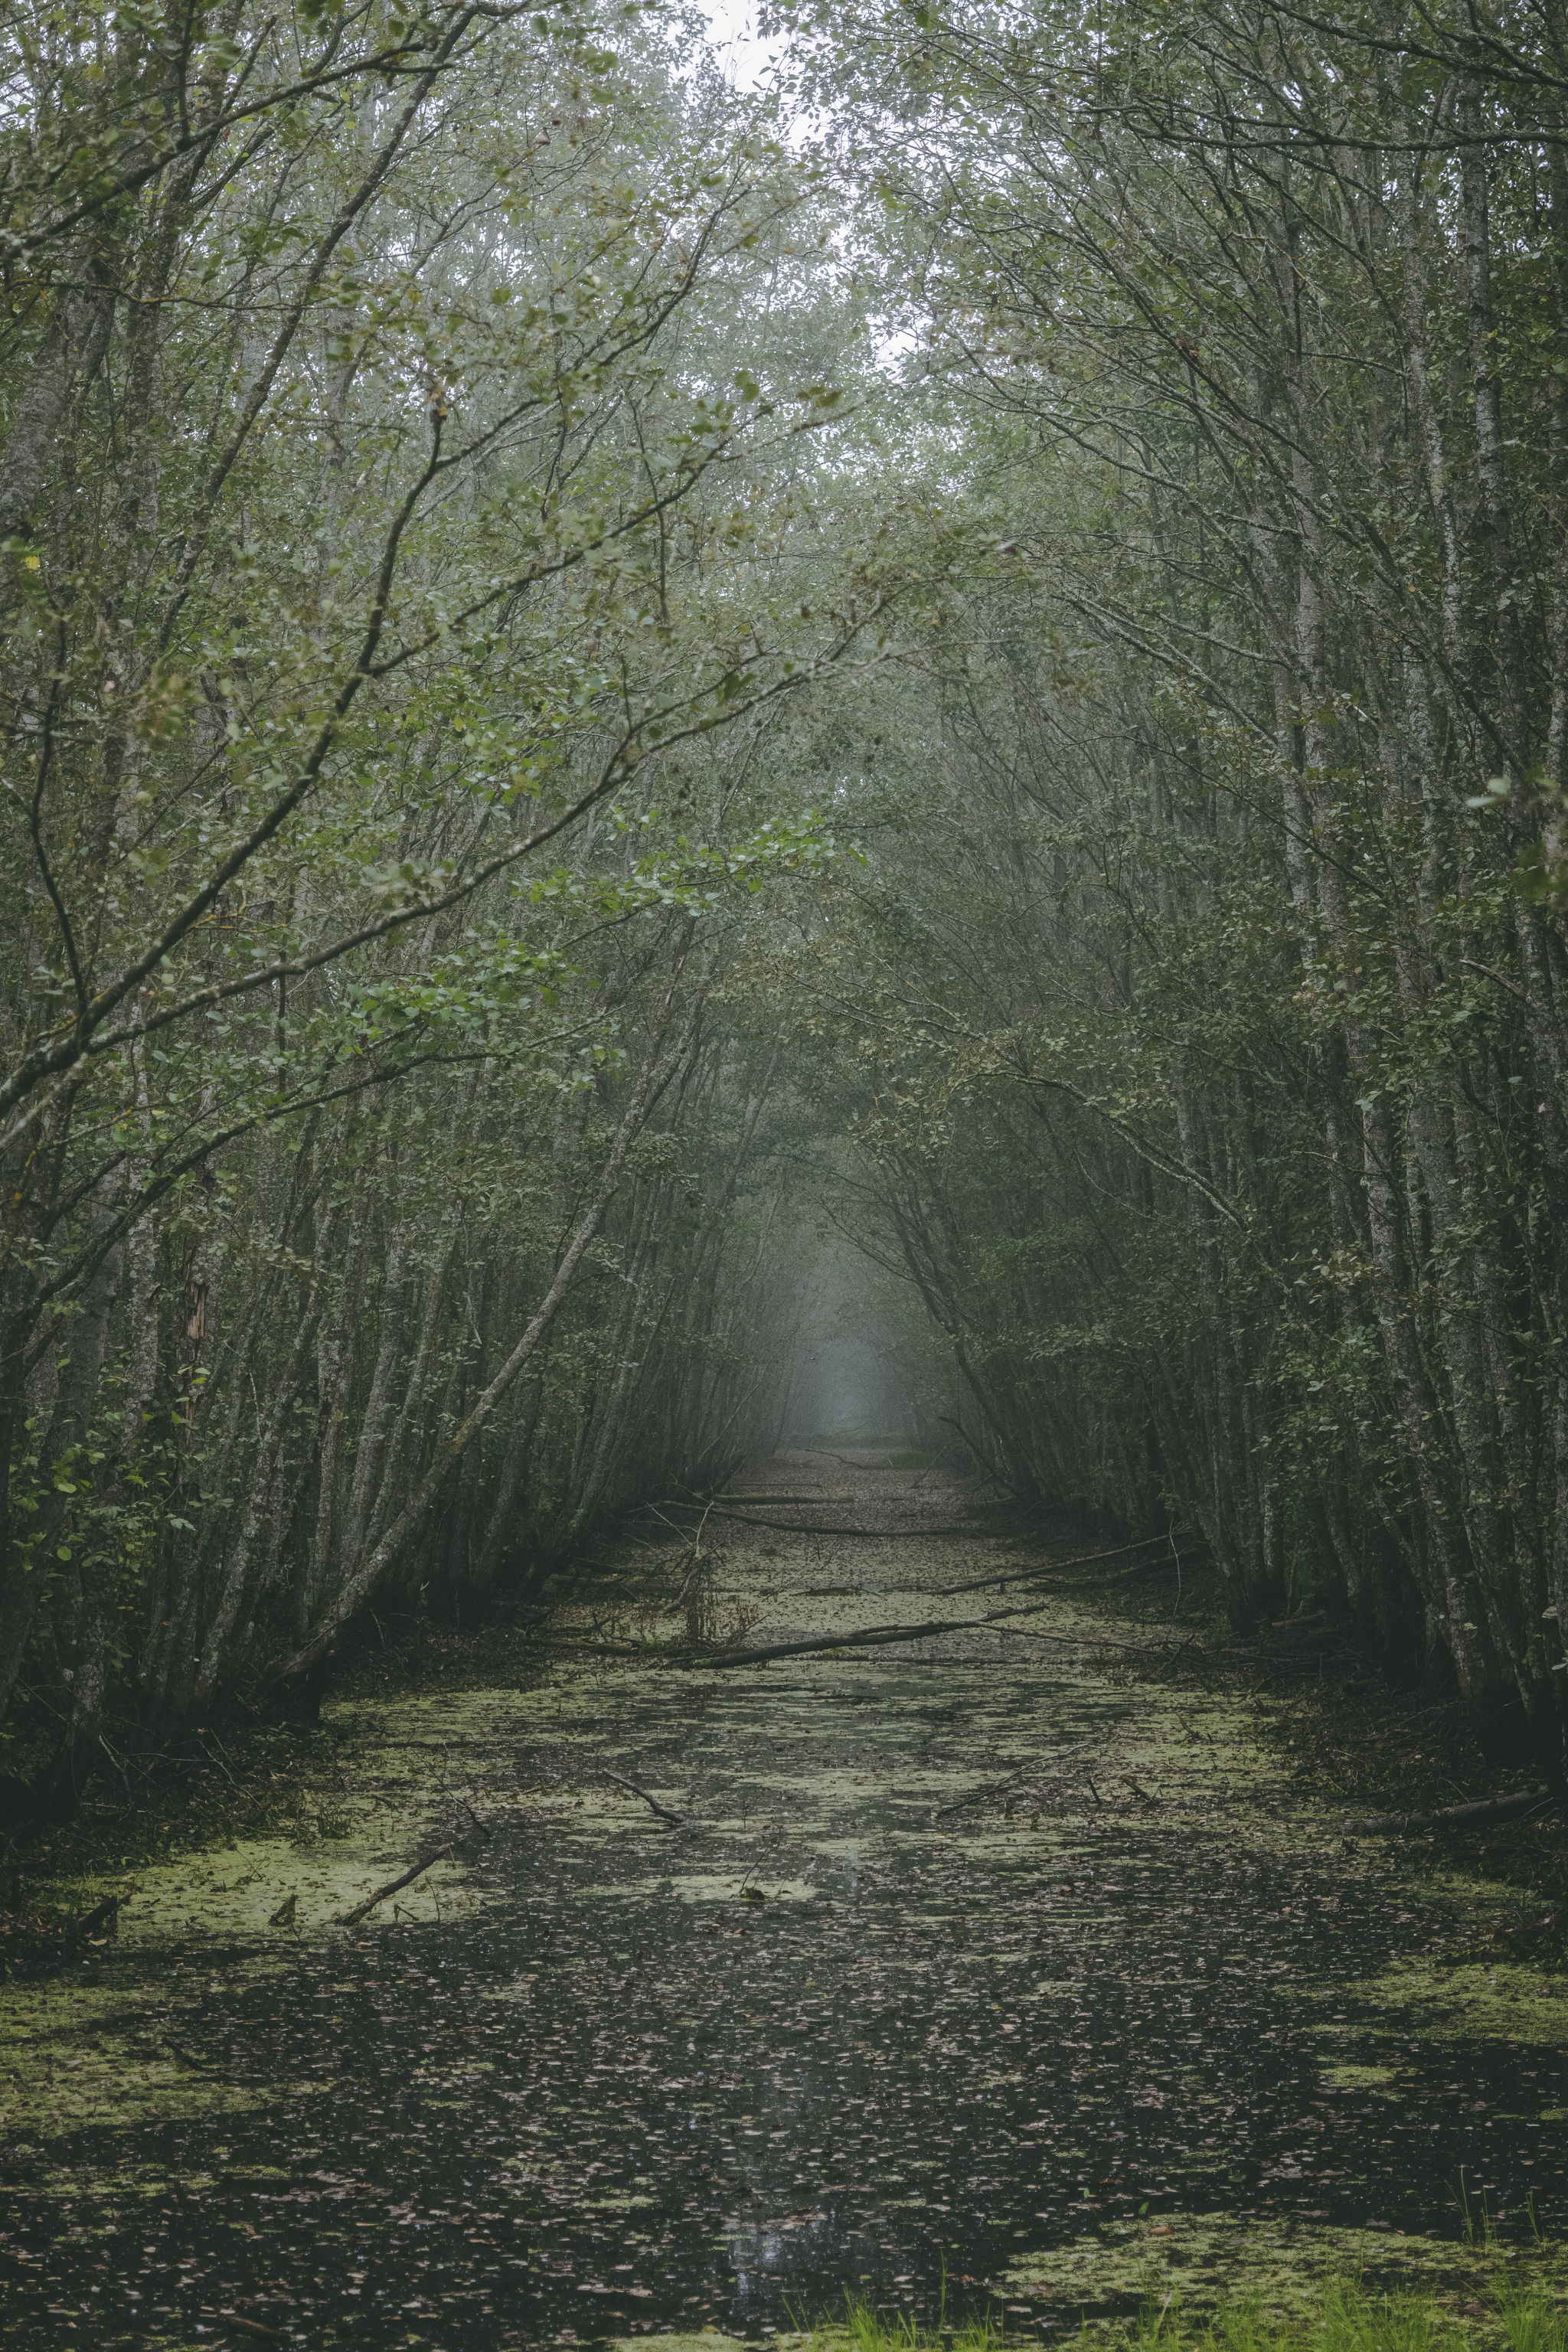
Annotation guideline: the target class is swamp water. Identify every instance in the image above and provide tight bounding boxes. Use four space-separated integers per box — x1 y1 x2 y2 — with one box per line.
3 1453 1567 2349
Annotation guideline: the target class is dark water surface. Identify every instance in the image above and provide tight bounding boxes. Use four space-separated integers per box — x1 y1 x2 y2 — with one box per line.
5 1461 1566 2347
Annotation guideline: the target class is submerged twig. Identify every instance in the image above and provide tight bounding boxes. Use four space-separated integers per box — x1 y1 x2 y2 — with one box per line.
340 1842 453 1925
932 1742 1098 1814
606 1769 695 1830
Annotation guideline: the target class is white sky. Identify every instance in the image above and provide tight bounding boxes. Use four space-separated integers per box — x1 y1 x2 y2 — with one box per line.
699 0 783 91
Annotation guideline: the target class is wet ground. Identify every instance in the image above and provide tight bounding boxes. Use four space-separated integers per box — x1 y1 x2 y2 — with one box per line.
3 1454 1566 2348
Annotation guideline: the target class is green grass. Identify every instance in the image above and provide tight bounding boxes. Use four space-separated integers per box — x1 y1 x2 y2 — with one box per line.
1132 2284 1568 2352
779 2282 1568 2352
1498 2290 1568 2352
786 2295 1002 2352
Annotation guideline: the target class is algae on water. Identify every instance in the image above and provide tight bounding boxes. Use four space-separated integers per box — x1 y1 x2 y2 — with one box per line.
7 1466 1568 2346
1002 2214 1563 2328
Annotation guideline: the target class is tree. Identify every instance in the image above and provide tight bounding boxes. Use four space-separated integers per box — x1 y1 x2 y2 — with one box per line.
765 0 1568 1767
0 0 876 1804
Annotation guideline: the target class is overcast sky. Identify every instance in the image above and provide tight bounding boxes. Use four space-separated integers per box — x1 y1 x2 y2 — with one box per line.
700 0 782 90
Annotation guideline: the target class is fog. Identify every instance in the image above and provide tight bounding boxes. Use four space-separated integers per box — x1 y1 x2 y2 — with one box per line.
778 1245 920 1449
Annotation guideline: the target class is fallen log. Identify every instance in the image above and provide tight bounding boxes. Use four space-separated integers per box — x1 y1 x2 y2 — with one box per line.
340 1842 453 1926
1357 1786 1557 1836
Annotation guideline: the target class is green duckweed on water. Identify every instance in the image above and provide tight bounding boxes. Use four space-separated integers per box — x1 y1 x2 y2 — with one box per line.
1000 2216 1563 2325
4 1457 1568 2346
1298 1962 1568 2049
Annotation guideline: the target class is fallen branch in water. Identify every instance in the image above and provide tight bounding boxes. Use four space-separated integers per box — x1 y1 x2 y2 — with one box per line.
699 1615 998 1665
696 1593 1188 1670
1357 1786 1557 1836
932 1743 1098 1815
645 1504 992 1537
69 1893 121 1942
934 1762 1034 1815
606 1769 694 1829
340 1842 452 1926
551 1635 660 1657
936 1544 1202 1600
642 1508 1198 1576
696 1593 1086 1668
714 1491 856 1504
784 1551 1200 1607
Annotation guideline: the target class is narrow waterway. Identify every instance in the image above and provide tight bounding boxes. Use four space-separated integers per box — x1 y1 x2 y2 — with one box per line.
4 1455 1566 2348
